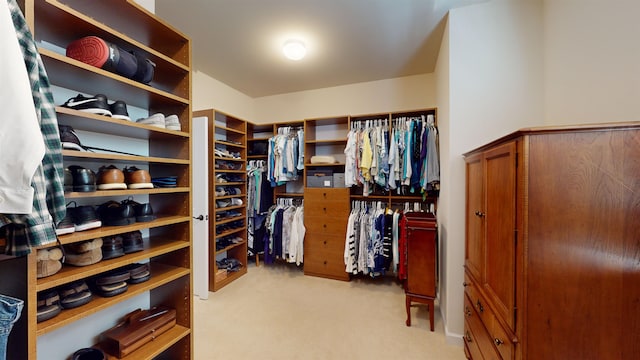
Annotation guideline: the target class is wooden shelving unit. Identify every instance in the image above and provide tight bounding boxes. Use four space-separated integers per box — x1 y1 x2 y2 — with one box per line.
193 109 248 292
15 0 193 358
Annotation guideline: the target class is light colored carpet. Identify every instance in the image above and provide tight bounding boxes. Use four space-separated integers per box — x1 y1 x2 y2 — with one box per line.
194 262 466 360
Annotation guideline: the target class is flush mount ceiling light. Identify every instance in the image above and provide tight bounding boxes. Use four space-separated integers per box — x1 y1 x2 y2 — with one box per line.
282 39 306 60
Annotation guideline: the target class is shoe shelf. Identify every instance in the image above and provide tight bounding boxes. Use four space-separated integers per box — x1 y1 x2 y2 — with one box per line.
37 239 190 291
214 157 245 162
215 227 247 239
41 49 189 109
64 187 190 199
213 204 245 213
36 264 189 335
213 268 248 290
95 324 191 360
61 150 190 165
216 216 246 226
194 108 249 292
215 181 245 186
216 243 247 256
21 0 193 358
35 0 190 99
56 107 190 139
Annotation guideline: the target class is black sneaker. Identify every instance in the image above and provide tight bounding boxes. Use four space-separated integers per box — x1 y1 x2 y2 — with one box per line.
58 125 85 152
55 211 76 236
66 202 102 232
109 100 130 121
61 94 112 117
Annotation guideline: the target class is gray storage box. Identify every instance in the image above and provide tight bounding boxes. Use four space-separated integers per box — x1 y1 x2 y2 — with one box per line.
333 173 345 188
307 169 334 188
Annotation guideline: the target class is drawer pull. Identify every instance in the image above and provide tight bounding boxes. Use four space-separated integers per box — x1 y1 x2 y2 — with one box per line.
323 224 327 228
464 306 472 317
476 300 484 313
475 211 485 217
465 331 472 343
323 261 327 265
323 240 327 245
494 338 504 346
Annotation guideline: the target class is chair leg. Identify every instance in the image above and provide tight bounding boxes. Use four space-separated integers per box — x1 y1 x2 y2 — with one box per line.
405 296 411 326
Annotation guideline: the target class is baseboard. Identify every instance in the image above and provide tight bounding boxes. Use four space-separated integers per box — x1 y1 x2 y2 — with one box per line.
439 305 464 346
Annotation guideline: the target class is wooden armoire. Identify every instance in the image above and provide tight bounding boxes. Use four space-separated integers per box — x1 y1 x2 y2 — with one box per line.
463 122 640 359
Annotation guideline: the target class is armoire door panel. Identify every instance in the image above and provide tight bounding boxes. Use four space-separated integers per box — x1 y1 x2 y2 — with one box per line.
465 152 484 282
483 141 517 331
526 130 638 359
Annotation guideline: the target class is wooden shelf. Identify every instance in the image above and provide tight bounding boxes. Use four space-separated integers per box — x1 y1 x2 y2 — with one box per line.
215 240 247 255
23 1 194 358
36 263 190 335
212 267 247 291
98 324 191 360
36 239 190 291
56 107 190 140
194 108 248 292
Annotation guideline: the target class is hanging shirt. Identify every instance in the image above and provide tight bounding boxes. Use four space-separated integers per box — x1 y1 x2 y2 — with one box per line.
1 0 66 255
0 0 45 214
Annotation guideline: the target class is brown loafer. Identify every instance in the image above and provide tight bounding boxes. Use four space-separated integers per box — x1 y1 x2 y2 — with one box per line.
123 166 153 189
97 165 127 190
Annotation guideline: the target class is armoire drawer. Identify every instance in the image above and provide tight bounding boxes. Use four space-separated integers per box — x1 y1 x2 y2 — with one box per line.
464 319 484 360
464 274 495 337
304 216 348 236
464 294 501 359
464 276 514 360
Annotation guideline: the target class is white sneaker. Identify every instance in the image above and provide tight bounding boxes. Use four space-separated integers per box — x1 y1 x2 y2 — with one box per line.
136 113 165 128
165 114 181 131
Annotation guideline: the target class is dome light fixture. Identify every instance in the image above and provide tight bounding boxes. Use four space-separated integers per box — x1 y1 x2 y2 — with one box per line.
282 39 306 61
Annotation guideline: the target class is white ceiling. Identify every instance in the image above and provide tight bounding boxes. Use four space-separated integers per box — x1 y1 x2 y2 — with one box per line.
155 0 485 98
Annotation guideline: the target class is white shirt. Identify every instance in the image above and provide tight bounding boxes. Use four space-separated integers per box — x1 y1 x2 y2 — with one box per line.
0 1 45 213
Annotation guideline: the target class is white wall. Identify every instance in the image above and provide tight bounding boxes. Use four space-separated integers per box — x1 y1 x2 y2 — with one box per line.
253 74 436 123
194 71 436 123
193 70 256 121
544 0 640 125
439 0 544 340
434 14 455 342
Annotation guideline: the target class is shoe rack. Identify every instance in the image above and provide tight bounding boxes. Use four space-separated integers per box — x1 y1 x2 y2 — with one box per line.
193 109 248 292
20 0 192 359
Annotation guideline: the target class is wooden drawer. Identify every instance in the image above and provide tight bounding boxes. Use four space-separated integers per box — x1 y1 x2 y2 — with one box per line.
464 272 493 336
304 255 347 279
304 216 347 236
304 188 350 217
305 234 345 254
464 294 501 359
464 319 484 360
304 201 350 217
464 273 514 360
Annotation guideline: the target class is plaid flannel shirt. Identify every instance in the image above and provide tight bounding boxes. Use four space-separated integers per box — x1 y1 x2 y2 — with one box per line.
1 0 66 256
